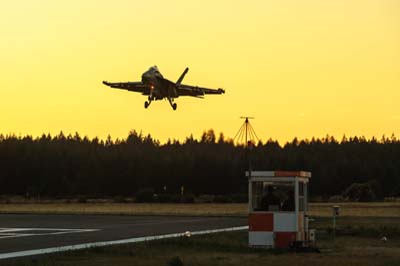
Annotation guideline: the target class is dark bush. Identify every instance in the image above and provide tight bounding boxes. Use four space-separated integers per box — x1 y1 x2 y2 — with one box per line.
230 193 248 203
158 193 175 203
113 196 128 203
77 196 87 203
181 192 195 203
197 194 214 203
342 182 376 202
213 195 232 203
157 193 195 203
135 188 155 203
172 194 182 203
167 256 183 266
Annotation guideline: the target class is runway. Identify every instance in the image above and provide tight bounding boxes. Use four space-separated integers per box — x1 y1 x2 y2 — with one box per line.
0 214 246 259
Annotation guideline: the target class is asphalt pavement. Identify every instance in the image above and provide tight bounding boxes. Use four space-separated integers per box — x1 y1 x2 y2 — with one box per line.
0 214 246 258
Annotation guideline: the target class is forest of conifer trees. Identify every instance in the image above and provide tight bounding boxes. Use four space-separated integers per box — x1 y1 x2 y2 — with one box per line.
0 130 399 200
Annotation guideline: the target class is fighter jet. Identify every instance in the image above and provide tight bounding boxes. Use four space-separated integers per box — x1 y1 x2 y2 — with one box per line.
102 66 225 110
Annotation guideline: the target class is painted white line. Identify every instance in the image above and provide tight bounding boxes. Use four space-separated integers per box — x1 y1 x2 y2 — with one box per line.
0 228 99 239
0 226 248 260
0 228 97 232
0 234 33 239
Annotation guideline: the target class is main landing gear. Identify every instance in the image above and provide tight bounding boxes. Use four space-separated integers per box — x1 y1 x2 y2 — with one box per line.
168 97 177 111
144 96 177 111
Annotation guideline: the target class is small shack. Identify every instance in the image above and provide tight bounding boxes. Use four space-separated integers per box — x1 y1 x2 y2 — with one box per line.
247 171 315 248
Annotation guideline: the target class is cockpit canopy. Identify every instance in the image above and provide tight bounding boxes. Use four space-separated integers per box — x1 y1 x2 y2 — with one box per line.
142 66 163 81
149 65 159 73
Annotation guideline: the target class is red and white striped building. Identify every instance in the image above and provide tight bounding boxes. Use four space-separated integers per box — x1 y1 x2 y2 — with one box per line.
247 171 314 248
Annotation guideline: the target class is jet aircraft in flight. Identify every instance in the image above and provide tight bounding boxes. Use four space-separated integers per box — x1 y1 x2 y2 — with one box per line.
103 66 225 110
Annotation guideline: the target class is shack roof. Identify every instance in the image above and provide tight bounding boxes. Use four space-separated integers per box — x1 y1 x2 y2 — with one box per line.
246 171 311 178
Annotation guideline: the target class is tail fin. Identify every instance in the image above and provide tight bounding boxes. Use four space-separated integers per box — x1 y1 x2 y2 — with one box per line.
176 67 189 87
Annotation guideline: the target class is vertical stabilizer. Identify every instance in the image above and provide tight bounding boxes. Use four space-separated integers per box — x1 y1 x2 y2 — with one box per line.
176 67 189 86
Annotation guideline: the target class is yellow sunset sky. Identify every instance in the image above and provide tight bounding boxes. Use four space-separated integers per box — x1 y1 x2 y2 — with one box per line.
0 0 399 144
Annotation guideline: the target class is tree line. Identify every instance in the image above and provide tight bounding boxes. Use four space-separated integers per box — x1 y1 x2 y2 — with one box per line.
0 130 399 199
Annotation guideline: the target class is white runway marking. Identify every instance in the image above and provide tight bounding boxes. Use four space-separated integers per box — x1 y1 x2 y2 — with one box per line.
0 226 248 260
0 228 98 239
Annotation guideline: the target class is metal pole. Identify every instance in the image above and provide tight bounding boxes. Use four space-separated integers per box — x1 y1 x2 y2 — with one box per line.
332 205 340 249
245 118 248 148
234 116 257 182
333 214 336 244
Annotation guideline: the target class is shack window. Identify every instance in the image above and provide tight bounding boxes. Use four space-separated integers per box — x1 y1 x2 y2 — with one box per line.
251 181 295 212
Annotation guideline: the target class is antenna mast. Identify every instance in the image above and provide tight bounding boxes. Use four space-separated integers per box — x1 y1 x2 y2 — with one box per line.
234 116 259 174
234 116 259 147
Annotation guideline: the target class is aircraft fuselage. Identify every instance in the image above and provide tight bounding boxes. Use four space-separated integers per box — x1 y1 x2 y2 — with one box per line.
141 66 172 100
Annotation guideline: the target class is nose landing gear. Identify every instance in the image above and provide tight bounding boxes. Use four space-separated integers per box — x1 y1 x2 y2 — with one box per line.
145 95 154 109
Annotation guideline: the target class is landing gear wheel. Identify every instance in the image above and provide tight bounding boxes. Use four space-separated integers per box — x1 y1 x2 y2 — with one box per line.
172 103 177 110
144 101 149 109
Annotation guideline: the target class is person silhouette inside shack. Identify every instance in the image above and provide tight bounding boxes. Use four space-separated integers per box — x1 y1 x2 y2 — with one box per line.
260 186 281 211
282 189 295 211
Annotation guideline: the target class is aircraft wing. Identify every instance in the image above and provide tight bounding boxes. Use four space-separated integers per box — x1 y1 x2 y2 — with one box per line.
177 84 225 97
102 81 151 95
